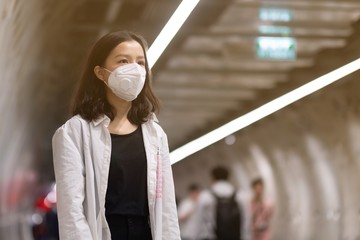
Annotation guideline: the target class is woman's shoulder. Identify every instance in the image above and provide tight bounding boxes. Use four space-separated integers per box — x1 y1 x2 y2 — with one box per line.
59 115 88 128
144 113 167 136
264 199 274 209
54 115 89 136
153 121 166 136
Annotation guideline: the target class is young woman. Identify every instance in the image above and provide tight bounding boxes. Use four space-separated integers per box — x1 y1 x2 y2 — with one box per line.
52 31 180 240
250 178 273 240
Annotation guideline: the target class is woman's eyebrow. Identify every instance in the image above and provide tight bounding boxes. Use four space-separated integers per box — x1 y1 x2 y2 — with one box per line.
114 54 129 58
114 54 145 59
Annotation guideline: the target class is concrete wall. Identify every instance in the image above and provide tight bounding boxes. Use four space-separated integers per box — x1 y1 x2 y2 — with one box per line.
172 26 360 240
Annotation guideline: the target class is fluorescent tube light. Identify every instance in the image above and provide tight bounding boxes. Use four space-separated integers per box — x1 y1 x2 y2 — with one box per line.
147 0 200 69
170 57 360 164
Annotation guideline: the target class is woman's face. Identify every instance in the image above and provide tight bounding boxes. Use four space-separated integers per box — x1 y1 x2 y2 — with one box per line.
254 183 264 197
102 40 146 82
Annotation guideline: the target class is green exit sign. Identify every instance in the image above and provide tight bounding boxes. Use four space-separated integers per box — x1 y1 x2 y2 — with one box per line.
256 37 296 60
259 8 293 22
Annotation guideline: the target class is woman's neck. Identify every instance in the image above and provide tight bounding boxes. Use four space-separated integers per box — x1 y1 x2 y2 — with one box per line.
107 92 137 134
253 195 263 203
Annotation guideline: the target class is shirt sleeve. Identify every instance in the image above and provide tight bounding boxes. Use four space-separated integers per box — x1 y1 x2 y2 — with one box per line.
177 199 194 222
52 119 93 240
160 131 181 240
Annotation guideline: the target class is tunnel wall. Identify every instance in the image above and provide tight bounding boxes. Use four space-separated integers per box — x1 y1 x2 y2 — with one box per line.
0 1 359 239
0 1 83 239
172 25 360 240
0 1 46 239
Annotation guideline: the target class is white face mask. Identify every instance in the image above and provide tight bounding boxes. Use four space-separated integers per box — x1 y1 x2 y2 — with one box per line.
103 63 146 101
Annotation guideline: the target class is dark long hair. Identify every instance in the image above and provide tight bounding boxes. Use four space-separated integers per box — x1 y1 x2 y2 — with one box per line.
72 31 160 124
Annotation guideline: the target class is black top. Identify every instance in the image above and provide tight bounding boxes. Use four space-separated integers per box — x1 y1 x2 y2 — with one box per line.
105 126 149 216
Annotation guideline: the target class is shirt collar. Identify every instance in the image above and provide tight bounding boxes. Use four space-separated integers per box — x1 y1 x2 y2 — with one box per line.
92 113 159 127
92 115 111 127
149 112 159 123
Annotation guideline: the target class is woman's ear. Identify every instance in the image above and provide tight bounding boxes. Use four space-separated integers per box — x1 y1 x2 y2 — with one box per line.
94 66 106 81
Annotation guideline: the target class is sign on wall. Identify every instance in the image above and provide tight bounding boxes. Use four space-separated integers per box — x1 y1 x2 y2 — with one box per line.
256 37 297 60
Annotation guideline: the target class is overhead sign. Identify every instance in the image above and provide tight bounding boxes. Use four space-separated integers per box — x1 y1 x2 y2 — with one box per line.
256 37 297 60
259 8 293 22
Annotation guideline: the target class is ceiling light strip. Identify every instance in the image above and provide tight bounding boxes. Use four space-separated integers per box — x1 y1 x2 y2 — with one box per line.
147 0 200 69
170 57 360 164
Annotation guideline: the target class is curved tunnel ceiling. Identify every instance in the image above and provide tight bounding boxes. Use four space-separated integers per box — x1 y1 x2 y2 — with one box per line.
5 0 360 179
1 0 360 239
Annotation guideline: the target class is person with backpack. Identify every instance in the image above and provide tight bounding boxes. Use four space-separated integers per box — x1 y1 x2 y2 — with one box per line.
196 166 246 240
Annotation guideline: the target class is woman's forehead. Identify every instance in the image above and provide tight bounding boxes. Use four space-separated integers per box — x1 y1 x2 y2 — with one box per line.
110 40 144 58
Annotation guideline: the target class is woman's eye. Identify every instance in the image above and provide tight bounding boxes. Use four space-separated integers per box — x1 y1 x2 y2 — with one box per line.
138 61 145 66
119 59 128 64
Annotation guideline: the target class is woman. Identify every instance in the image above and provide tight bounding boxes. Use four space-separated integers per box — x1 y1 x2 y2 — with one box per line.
250 178 273 240
52 31 180 240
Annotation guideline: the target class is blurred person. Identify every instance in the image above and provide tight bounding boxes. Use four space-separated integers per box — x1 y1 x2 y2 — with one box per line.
45 202 59 240
52 31 180 240
177 183 201 240
32 194 51 240
250 178 273 240
197 166 245 240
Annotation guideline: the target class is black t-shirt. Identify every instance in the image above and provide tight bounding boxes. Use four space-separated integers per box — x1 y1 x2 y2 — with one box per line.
105 126 149 216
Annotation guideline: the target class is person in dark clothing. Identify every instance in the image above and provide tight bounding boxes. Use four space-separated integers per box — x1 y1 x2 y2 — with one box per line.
196 166 246 240
45 205 59 240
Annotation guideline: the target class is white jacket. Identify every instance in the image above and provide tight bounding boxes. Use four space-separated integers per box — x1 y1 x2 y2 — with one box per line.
52 114 180 240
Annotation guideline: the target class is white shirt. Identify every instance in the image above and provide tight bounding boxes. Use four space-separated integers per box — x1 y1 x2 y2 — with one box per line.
178 197 201 240
52 114 180 240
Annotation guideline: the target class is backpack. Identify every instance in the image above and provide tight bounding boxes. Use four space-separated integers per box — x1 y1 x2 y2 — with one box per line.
212 191 241 240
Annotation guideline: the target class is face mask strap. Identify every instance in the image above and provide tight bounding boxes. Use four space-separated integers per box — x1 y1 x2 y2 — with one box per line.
102 67 111 73
99 67 111 86
102 64 145 79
